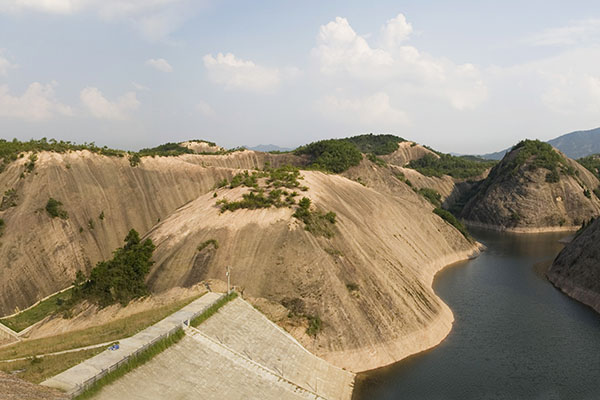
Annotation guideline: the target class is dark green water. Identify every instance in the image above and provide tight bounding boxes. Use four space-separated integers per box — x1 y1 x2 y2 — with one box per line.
355 229 600 400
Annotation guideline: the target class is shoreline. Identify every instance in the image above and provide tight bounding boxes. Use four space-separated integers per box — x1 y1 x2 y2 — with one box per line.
463 220 580 234
546 273 600 315
321 243 483 374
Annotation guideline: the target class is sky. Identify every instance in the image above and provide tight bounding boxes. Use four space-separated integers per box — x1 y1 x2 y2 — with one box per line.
1 1 600 154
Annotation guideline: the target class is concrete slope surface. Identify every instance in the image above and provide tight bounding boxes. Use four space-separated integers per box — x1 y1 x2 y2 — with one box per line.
91 298 354 400
146 170 480 371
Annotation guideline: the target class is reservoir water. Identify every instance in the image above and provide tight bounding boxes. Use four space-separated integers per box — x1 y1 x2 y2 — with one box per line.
355 229 600 400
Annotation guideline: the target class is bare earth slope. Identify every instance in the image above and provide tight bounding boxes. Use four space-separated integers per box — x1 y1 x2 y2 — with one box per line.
547 219 600 313
146 170 480 372
0 371 66 400
0 150 294 315
461 146 600 232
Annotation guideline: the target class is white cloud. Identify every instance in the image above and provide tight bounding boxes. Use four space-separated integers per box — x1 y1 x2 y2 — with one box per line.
0 82 73 120
312 15 487 110
203 52 282 92
0 50 17 76
196 100 215 117
527 19 600 46
80 87 140 120
317 92 409 126
379 13 413 50
0 0 196 40
132 81 149 91
146 58 172 72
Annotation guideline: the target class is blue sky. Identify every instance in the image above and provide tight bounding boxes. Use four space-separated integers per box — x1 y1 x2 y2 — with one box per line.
1 1 600 153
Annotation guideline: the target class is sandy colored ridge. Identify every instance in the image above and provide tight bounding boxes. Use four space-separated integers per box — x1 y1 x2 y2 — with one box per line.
0 147 482 374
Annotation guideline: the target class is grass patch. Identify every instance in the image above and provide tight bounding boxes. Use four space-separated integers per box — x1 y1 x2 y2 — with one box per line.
0 347 104 384
0 288 73 332
190 292 238 327
0 294 203 361
74 328 185 400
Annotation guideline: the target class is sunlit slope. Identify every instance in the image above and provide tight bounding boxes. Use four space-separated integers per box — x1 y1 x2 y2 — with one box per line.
146 170 480 371
0 150 294 315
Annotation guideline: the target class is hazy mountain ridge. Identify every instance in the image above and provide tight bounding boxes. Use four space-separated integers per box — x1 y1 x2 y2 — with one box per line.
479 127 600 160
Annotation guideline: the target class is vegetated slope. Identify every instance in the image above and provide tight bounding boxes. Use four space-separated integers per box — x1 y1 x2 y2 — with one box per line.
547 218 600 313
145 169 480 372
0 149 297 316
461 140 600 232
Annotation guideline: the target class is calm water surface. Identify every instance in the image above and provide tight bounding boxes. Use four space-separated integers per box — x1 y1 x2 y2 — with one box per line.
355 229 600 400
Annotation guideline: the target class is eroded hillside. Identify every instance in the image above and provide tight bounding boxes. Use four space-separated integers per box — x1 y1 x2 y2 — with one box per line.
461 140 600 232
547 218 600 313
145 167 480 371
0 149 297 315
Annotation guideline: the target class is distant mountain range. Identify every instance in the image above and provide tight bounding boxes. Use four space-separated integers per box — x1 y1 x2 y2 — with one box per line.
246 144 293 152
480 127 600 160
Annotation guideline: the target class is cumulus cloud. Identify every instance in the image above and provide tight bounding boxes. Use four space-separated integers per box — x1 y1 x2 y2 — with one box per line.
527 19 600 46
0 82 73 120
146 58 172 72
0 50 17 76
80 87 140 119
312 15 487 110
203 53 282 92
317 92 409 126
0 0 197 40
132 81 149 91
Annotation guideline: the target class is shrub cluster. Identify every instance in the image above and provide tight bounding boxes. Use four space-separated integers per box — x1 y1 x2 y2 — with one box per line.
294 139 362 173
578 154 600 179
344 133 405 155
45 198 68 219
510 140 575 182
71 229 155 307
197 239 219 252
408 153 496 179
292 197 337 238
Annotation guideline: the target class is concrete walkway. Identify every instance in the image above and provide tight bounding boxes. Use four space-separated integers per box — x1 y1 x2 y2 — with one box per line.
89 298 355 400
41 292 223 396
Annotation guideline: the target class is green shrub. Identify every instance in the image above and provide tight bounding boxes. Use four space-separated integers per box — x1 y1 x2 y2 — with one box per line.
0 188 17 210
418 188 442 207
344 133 405 155
197 239 219 251
306 315 322 337
0 218 4 237
545 169 560 183
25 153 37 173
292 198 337 237
45 198 68 219
584 189 592 198
294 139 362 173
71 229 155 307
346 283 359 292
433 208 470 239
578 154 600 179
408 153 496 179
366 152 387 167
129 153 141 167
